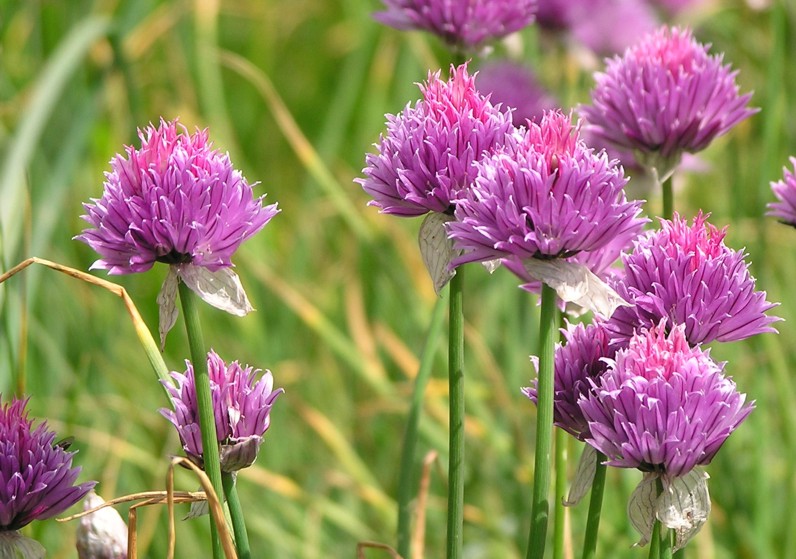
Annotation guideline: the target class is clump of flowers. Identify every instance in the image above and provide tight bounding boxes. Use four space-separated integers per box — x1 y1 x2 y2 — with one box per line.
374 0 537 54
161 351 283 472
358 63 514 217
607 212 779 346
579 322 753 548
76 119 279 342
0 397 96 558
767 156 796 227
580 26 757 179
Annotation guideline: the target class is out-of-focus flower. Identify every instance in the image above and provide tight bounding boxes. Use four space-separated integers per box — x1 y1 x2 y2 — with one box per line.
76 119 279 342
161 351 283 472
374 0 537 53
358 63 514 217
524 321 615 441
0 397 96 559
581 26 757 179
475 60 558 126
579 323 752 548
607 212 780 346
767 157 796 227
76 491 127 559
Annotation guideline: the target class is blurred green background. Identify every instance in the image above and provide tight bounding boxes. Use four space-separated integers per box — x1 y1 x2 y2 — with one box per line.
1 0 795 557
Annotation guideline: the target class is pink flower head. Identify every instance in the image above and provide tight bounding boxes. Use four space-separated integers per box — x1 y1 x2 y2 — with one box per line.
579 323 753 480
524 321 616 440
767 157 796 227
77 119 278 275
581 26 757 177
0 397 96 531
607 212 780 345
161 351 283 472
358 63 514 217
448 110 644 266
374 0 537 53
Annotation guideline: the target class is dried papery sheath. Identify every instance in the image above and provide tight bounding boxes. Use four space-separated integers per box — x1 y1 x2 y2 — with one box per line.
75 491 128 559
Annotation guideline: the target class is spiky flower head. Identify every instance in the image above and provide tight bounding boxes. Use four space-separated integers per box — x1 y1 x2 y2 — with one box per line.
524 321 615 440
161 351 283 472
581 26 756 179
77 119 278 275
580 322 753 479
374 0 537 53
767 157 796 227
607 212 779 346
0 397 95 558
358 63 514 217
448 110 644 265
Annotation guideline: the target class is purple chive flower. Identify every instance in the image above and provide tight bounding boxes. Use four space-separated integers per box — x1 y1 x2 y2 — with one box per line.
357 63 514 217
161 351 283 472
580 26 757 178
374 0 537 53
448 110 644 265
0 397 95 557
524 321 615 441
607 212 780 346
474 60 558 126
580 322 753 481
767 157 796 227
77 119 278 276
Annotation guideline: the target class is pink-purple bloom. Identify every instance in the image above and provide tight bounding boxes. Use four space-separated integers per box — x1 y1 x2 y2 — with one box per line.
374 0 537 53
0 397 95 531
767 157 796 227
580 26 757 178
76 119 278 275
448 110 644 265
579 322 753 480
358 64 514 217
161 351 283 472
524 321 615 441
607 212 779 346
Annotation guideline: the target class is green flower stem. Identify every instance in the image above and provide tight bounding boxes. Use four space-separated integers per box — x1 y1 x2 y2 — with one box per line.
446 268 465 559
223 472 251 559
661 174 674 221
673 548 685 559
526 282 558 559
648 522 661 559
553 428 567 559
397 294 447 559
580 454 607 559
660 524 673 559
178 281 223 559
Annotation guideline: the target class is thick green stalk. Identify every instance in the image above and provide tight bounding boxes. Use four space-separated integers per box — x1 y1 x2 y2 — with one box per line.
553 429 567 559
526 282 558 559
661 174 674 221
178 281 223 559
397 295 447 559
446 269 465 559
580 455 607 559
223 472 251 559
673 549 685 559
648 522 661 559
